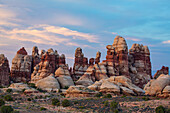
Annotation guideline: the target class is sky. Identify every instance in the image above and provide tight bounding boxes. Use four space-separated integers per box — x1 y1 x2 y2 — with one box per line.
0 0 170 75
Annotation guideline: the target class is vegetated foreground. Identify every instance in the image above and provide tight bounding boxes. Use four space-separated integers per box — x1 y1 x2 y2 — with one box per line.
0 92 169 113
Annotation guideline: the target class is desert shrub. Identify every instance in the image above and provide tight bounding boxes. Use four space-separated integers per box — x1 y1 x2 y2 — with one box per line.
79 106 85 109
27 98 31 101
0 99 5 107
22 89 26 93
74 101 78 104
40 107 47 111
11 111 20 113
104 100 109 107
6 89 12 93
27 83 36 88
110 101 119 112
64 86 69 89
155 105 165 113
4 95 13 101
121 95 126 98
142 96 150 101
95 92 103 97
103 94 112 98
0 85 4 88
35 96 38 99
0 105 14 113
37 88 46 92
62 99 70 107
52 98 60 106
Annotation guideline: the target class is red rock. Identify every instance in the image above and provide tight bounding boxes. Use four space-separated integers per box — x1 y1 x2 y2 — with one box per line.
17 47 27 55
154 66 169 79
0 54 10 86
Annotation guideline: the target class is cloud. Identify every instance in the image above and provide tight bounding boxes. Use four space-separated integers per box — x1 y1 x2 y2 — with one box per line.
0 24 98 47
0 44 8 46
162 40 170 44
126 37 142 41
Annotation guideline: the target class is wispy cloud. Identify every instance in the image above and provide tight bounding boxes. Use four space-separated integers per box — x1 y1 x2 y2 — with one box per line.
162 40 170 44
126 37 141 41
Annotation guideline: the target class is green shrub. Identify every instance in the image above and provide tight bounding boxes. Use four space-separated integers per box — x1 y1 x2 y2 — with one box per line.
103 94 112 98
22 89 26 93
64 86 69 89
27 98 31 101
142 96 150 101
110 101 119 112
6 89 12 93
0 99 5 107
74 101 78 104
11 111 20 113
62 99 70 107
27 83 36 88
4 95 13 101
104 100 109 107
79 106 85 109
40 107 47 111
0 105 14 113
155 105 165 113
95 92 103 97
52 98 60 106
121 95 126 98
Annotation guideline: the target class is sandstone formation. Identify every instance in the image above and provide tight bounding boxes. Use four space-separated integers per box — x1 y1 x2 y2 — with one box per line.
31 48 69 82
129 44 152 88
66 85 97 97
144 74 170 97
73 47 89 80
32 46 40 70
0 54 10 86
4 83 38 93
88 76 145 96
57 75 75 88
35 74 60 92
11 47 32 83
153 66 169 79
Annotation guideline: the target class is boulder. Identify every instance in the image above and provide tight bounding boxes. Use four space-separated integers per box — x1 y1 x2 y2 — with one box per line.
144 74 170 96
36 74 60 92
153 66 169 79
57 75 74 88
66 85 97 97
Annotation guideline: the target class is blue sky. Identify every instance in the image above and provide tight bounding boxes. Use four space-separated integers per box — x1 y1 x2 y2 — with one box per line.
0 0 170 75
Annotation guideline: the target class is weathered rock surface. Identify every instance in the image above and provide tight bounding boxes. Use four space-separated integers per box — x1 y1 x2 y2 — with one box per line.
144 74 170 96
73 47 88 81
4 83 38 93
129 44 152 88
57 75 75 88
31 48 68 82
11 47 32 83
66 85 97 97
35 74 60 92
88 76 144 96
32 46 40 70
153 66 169 79
0 54 10 86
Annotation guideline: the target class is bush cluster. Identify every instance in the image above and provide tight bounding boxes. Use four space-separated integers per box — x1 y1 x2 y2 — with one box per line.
52 98 60 106
40 107 47 111
110 101 119 113
103 94 112 98
0 105 13 113
62 99 70 107
4 95 13 101
95 92 103 97
0 99 5 107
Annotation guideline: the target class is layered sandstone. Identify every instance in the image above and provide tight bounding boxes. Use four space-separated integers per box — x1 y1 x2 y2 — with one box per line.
11 47 32 83
73 47 89 80
129 44 152 88
153 66 169 79
0 54 10 86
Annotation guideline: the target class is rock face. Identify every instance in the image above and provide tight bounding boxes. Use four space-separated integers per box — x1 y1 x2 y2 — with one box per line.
88 76 145 96
35 74 60 92
153 66 169 79
31 48 68 82
66 85 97 97
57 75 75 88
5 83 38 93
32 46 40 70
144 74 170 97
73 47 89 80
0 54 10 86
129 44 152 88
11 47 32 83
75 36 152 89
